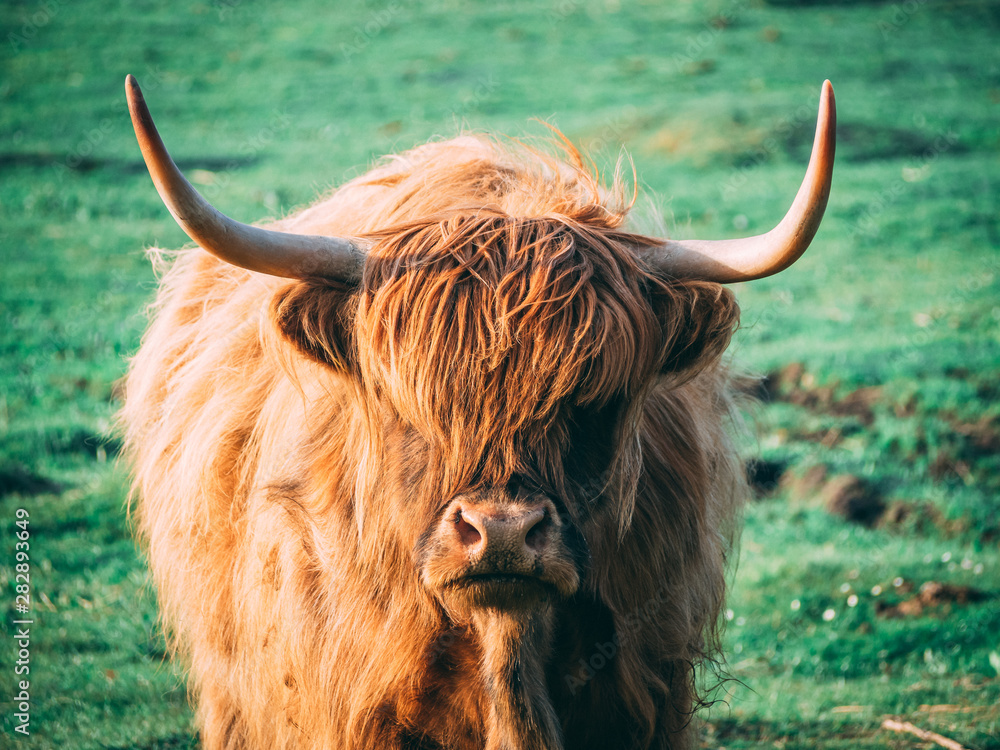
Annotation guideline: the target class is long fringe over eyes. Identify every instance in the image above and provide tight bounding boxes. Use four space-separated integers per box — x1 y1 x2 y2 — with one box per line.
355 210 665 488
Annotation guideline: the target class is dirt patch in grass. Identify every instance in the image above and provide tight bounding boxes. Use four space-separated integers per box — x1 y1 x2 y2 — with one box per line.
820 474 886 527
762 363 999 508
951 415 1000 457
779 463 830 502
876 581 987 619
779 467 979 539
926 414 1000 484
746 458 787 498
878 500 970 538
779 465 887 528
759 363 885 426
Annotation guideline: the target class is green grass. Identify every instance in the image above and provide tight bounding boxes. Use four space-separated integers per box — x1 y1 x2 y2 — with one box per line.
1 0 998 747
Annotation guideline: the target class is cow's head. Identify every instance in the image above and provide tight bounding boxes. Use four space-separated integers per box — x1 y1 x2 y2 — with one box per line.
125 76 835 625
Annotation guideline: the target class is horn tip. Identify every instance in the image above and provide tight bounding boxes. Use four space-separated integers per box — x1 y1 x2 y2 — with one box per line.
821 79 835 103
125 74 144 109
818 80 836 128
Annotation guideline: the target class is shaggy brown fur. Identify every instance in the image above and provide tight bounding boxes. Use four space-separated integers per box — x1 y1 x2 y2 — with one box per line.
122 133 746 749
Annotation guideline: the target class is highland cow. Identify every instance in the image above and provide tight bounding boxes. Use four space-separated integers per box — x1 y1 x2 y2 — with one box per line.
121 75 835 749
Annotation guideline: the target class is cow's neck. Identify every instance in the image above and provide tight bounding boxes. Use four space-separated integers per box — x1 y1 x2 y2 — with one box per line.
472 609 563 750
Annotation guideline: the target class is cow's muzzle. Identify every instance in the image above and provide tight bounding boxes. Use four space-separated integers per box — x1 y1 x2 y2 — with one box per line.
420 495 580 613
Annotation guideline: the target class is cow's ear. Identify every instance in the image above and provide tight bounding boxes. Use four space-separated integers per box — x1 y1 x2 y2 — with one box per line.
270 281 357 369
652 281 740 377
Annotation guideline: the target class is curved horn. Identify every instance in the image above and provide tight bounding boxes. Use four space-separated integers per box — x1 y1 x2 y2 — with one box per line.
646 80 836 282
125 75 367 282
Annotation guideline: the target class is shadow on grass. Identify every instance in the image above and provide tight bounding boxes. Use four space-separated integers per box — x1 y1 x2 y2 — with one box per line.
706 715 882 749
104 734 198 750
0 152 259 174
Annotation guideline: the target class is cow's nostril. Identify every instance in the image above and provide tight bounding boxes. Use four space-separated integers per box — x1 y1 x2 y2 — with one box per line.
455 511 483 547
523 512 549 552
451 502 554 558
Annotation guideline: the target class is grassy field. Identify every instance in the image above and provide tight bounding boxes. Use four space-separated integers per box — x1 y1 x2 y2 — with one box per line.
1 0 998 747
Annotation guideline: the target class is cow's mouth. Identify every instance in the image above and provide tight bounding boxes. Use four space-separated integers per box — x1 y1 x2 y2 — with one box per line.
449 572 543 586
444 572 555 610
